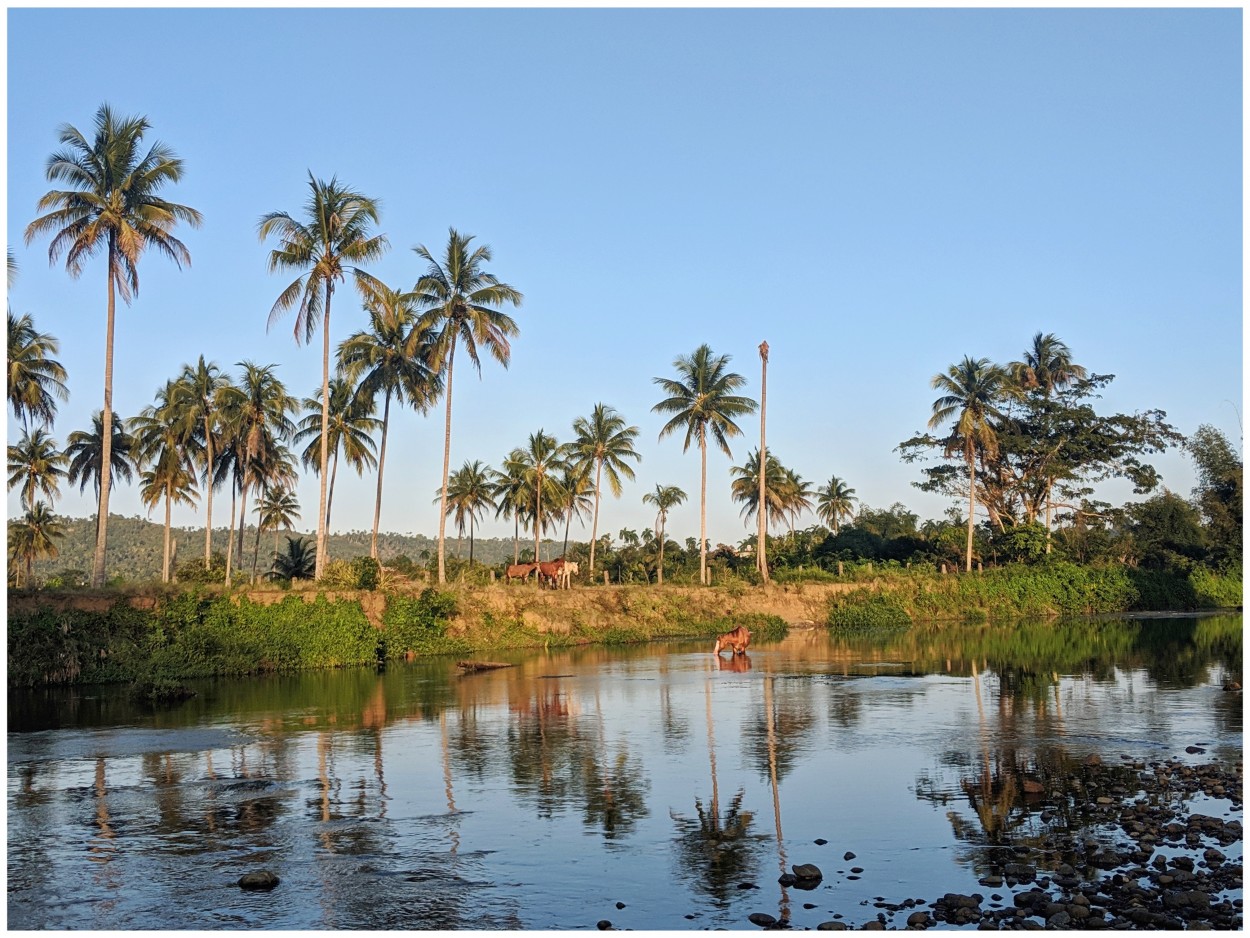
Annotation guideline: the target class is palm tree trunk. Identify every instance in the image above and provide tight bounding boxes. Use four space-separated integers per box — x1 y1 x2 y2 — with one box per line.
370 389 392 559
203 416 214 568
237 480 250 565
315 283 333 580
469 515 475 566
966 453 976 573
225 483 237 582
657 519 666 586
326 449 340 535
758 341 769 583
437 338 458 585
252 520 263 584
563 505 572 559
699 432 708 586
1044 478 1053 555
91 249 117 588
589 459 603 574
162 487 172 583
534 473 543 570
513 515 519 565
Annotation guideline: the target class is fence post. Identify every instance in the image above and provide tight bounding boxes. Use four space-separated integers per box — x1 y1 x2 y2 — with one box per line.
940 563 947 575
837 561 844 576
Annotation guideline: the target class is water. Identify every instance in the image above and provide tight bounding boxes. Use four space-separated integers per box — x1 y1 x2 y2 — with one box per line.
7 614 1242 930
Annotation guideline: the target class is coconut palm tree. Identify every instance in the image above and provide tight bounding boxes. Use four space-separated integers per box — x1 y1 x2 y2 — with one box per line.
491 447 531 565
929 356 1011 572
293 376 380 534
171 356 229 569
780 467 814 539
271 535 316 581
132 380 202 582
8 311 69 430
815 475 857 535
9 501 64 588
517 431 564 566
412 228 523 584
437 460 497 566
218 361 298 581
258 173 388 579
25 103 202 587
569 403 641 575
653 345 757 585
554 461 595 560
253 486 301 584
8 428 68 510
338 283 442 559
642 484 686 585
65 410 136 502
730 449 790 532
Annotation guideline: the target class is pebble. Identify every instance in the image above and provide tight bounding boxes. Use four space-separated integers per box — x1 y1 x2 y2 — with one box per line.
237 870 279 890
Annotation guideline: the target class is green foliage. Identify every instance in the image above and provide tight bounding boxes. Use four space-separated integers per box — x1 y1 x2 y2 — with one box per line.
1189 566 1243 609
828 592 912 631
380 588 465 658
352 556 380 590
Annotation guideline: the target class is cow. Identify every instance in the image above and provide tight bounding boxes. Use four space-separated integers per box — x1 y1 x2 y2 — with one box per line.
505 562 539 583
558 560 579 589
713 624 751 657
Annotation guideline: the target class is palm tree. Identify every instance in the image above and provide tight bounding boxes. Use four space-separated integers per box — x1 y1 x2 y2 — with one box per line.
132 380 202 582
253 486 301 583
25 103 202 587
518 430 564 566
65 410 136 503
569 403 641 576
642 484 686 585
271 535 316 581
1010 332 1087 551
171 356 229 569
412 228 523 584
293 376 380 535
8 311 69 430
928 356 1011 572
218 362 297 582
730 449 790 532
491 447 531 565
258 173 388 580
815 475 857 535
9 502 64 588
438 460 497 566
338 284 442 559
8 428 68 510
780 467 814 539
653 345 757 585
554 461 595 560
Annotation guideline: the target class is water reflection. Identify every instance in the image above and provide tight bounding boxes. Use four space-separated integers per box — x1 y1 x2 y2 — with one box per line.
7 614 1241 930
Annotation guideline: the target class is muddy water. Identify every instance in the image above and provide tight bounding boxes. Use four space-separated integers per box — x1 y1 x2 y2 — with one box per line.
7 615 1242 930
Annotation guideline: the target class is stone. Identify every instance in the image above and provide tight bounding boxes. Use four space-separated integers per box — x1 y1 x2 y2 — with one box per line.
906 911 932 927
596 921 612 931
748 912 778 927
816 922 849 930
815 838 828 845
793 863 823 881
844 851 857 861
615 902 626 910
237 870 280 890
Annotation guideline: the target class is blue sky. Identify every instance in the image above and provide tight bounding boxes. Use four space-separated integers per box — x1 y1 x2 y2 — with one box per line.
6 8 1243 548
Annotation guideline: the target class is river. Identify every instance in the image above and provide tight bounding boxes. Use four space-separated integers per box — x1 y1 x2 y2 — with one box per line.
7 614 1242 929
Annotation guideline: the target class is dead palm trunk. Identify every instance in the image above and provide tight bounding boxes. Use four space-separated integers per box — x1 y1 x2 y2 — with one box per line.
589 459 603 574
699 431 708 585
91 240 118 588
436 338 458 584
370 389 392 559
315 281 333 580
758 341 769 583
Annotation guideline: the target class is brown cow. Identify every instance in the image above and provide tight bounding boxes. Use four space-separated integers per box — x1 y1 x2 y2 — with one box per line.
713 624 751 656
505 562 539 583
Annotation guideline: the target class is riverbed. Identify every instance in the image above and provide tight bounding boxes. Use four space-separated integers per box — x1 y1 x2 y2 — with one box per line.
7 615 1242 929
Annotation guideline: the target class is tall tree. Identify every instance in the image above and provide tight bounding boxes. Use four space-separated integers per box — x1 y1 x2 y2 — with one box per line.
8 428 68 511
730 448 790 532
491 447 531 565
653 345 757 585
555 461 595 560
253 485 301 584
757 340 770 582
569 403 641 575
65 409 136 541
438 460 497 566
927 356 1010 572
518 430 564 566
258 173 388 580
412 228 523 584
815 475 857 535
9 502 64 589
8 311 69 430
171 356 229 569
1187 424 1243 570
132 379 202 582
338 284 442 559
642 484 686 585
25 103 202 587
293 376 379 535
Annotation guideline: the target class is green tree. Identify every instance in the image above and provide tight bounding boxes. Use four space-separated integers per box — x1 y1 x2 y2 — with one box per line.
491 447 531 565
132 379 202 582
554 461 595 560
653 344 757 585
171 356 229 569
8 428 68 510
338 284 442 559
642 484 686 585
927 356 1011 572
7 310 69 430
1186 424 1242 569
253 486 301 583
25 104 202 587
438 459 497 566
518 430 565 565
65 410 136 504
569 403 641 575
293 376 380 535
730 448 789 533
9 502 64 588
259 173 388 579
271 534 316 581
815 475 857 535
412 228 523 584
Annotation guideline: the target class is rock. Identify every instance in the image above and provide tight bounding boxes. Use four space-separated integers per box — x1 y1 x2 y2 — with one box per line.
861 922 885 930
615 901 626 909
1003 863 1036 883
778 873 798 887
596 921 612 931
748 912 778 927
738 882 759 890
906 911 932 927
237 870 280 890
1021 779 1045 794
815 838 828 845
1085 753 1103 765
844 851 857 861
816 922 849 930
793 863 823 881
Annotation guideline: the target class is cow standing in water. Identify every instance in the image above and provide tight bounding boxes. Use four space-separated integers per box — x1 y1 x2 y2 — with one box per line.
713 624 751 656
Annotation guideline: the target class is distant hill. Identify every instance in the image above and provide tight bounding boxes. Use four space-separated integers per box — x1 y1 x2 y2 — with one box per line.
14 514 572 583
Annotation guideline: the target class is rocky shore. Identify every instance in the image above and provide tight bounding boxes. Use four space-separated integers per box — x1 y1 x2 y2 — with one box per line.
702 755 1242 931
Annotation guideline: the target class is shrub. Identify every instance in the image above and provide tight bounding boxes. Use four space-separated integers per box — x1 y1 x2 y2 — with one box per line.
828 592 912 631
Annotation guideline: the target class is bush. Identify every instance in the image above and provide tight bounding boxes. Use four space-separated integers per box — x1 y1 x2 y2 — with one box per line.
1189 566 1243 608
828 592 912 631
